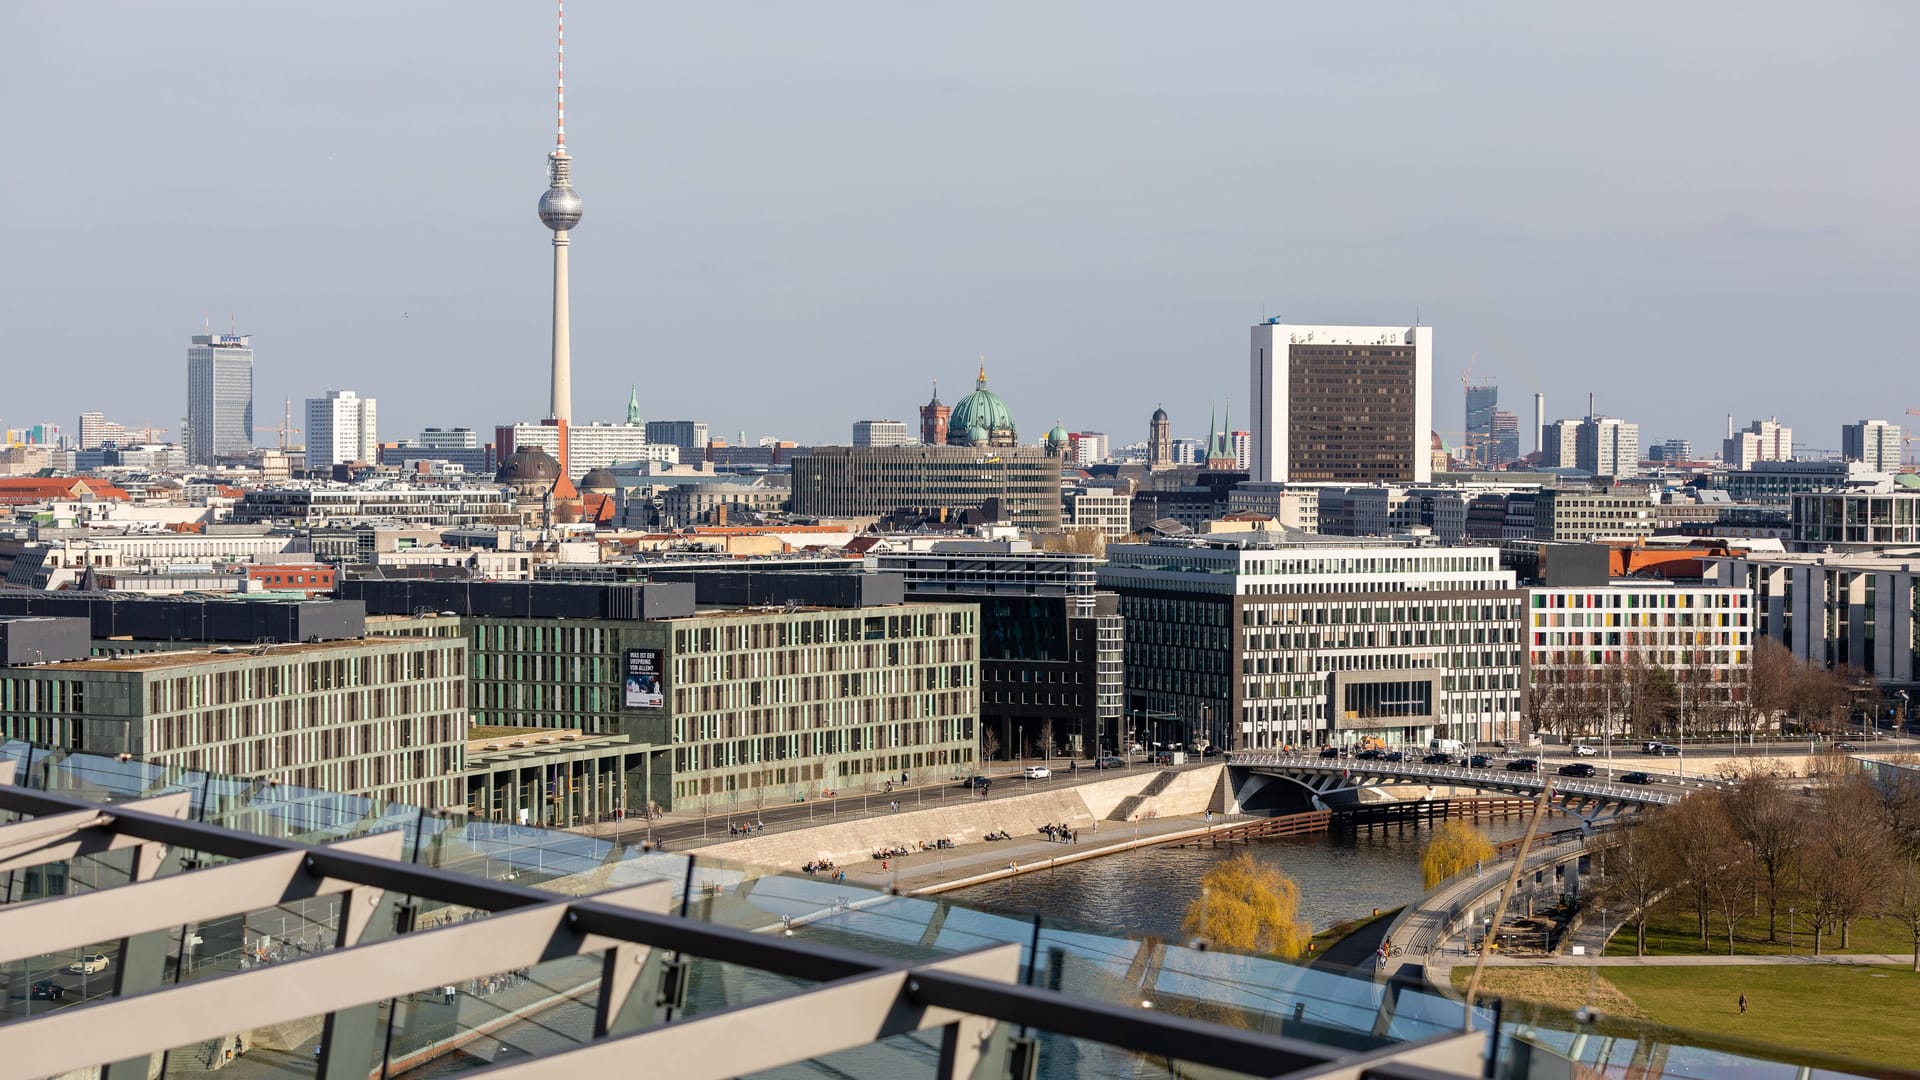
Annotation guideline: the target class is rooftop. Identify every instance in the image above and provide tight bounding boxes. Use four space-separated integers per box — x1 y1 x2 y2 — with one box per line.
21 636 423 674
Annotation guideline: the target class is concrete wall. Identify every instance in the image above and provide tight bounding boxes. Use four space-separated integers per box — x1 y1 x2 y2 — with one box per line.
690 766 1225 869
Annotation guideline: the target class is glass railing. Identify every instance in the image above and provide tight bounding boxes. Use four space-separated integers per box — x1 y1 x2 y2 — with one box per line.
0 740 1889 1080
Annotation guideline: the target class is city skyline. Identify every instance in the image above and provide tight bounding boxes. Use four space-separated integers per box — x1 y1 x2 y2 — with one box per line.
4 4 1916 449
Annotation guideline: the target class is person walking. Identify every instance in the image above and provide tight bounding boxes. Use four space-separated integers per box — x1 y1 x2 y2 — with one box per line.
1738 994 1748 1015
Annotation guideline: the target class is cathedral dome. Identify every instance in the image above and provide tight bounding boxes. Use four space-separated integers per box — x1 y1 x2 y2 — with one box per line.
1046 421 1072 450
947 363 1016 445
579 467 619 494
495 445 562 485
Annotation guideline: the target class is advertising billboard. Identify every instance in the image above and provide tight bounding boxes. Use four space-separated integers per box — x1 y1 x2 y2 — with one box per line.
623 648 664 709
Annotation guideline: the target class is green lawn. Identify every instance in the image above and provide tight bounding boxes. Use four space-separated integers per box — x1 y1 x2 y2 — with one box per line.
1603 965 1920 1071
1602 897 1920 959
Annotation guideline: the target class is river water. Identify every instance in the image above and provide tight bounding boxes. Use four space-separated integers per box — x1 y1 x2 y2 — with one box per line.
950 817 1541 938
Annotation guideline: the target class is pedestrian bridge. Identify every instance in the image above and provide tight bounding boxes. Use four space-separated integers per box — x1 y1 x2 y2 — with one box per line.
1226 752 1690 827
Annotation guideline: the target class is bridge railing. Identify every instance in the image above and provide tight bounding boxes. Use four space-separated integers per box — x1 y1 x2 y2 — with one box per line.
1226 752 1687 806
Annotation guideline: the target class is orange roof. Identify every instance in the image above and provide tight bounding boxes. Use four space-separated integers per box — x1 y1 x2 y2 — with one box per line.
581 492 616 523
0 477 129 504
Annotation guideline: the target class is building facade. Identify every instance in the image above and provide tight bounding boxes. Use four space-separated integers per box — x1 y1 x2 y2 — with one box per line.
1099 535 1527 751
1576 417 1640 478
790 446 1063 529
1712 551 1920 687
1843 420 1903 474
1532 490 1657 541
1723 417 1792 470
1790 491 1920 551
1249 322 1433 485
0 636 467 807
230 484 515 526
852 420 912 448
186 332 254 465
1063 485 1133 539
645 420 710 457
305 389 379 468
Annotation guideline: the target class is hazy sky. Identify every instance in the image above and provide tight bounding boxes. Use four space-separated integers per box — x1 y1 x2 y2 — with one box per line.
5 3 1916 454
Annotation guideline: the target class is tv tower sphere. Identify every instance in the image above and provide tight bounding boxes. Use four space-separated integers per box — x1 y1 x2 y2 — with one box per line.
539 156 583 232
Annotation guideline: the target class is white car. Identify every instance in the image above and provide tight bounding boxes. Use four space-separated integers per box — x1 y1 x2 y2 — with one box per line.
67 952 110 975
1023 765 1051 779
1570 744 1598 757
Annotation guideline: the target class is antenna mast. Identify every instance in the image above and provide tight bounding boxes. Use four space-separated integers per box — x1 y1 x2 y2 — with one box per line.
555 0 566 150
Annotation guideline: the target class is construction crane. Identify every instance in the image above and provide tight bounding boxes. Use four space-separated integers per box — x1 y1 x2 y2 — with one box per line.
261 398 301 450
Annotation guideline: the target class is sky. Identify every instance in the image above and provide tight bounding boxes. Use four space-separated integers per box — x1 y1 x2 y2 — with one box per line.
4 2 1917 455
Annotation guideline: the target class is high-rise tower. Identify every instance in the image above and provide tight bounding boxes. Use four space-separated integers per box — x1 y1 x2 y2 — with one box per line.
538 0 582 427
185 325 254 466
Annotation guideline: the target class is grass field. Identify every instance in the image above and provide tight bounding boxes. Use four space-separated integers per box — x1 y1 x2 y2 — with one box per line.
1601 896 1920 959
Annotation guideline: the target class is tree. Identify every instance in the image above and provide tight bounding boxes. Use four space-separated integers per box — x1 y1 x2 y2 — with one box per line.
1796 776 1896 952
1884 859 1920 973
1421 820 1495 889
1721 770 1800 942
1743 638 1799 738
980 725 1001 764
1656 793 1740 949
1180 853 1310 959
1591 820 1664 956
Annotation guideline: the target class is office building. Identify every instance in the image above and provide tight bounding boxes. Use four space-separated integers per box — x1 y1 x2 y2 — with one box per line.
1098 534 1527 750
1465 384 1498 467
1063 484 1133 539
501 421 665 475
304 389 378 468
1531 489 1657 541
645 420 709 457
790 446 1063 529
1248 321 1433 484
185 331 254 465
1723 417 1792 470
852 420 912 448
230 484 515 526
1576 417 1639 478
0 634 466 807
1789 490 1920 551
76 412 130 450
1541 420 1579 469
389 426 490 474
1527 584 1753 734
1712 551 1920 686
1843 419 1903 474
1719 459 1889 505
1068 431 1110 467
1487 411 1521 466
877 544 1123 761
1226 482 1320 532
1648 439 1694 463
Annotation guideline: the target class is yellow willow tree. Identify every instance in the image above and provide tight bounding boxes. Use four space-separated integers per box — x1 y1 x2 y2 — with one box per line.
1421 820 1495 888
1180 852 1310 959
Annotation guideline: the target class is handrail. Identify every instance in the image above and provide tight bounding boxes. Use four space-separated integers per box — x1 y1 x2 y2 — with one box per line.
1225 752 1700 804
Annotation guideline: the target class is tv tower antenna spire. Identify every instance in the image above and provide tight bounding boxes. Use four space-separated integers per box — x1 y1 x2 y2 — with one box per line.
555 0 567 149
538 0 582 427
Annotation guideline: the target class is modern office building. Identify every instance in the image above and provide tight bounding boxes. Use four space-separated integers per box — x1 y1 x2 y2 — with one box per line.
1465 384 1498 467
230 484 515 526
501 421 666 475
1098 534 1527 750
1068 432 1110 467
1718 459 1889 505
877 544 1123 761
1226 482 1321 532
1650 438 1695 463
76 412 130 450
1540 420 1579 469
852 420 912 448
305 389 379 468
644 420 709 457
185 331 254 465
388 426 491 474
790 446 1063 529
1711 550 1920 686
1723 417 1792 470
1843 419 1903 474
1248 321 1433 484
354 577 980 811
1062 484 1133 539
1527 584 1753 734
1789 490 1920 551
1576 417 1640 478
1531 490 1657 541
1487 410 1521 466
0 633 467 807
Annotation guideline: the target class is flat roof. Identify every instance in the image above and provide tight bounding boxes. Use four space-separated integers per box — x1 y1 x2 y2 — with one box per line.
30 637 431 673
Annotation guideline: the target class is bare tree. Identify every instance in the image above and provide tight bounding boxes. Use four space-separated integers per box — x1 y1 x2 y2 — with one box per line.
1797 775 1897 951
1885 859 1920 973
1743 637 1799 739
1591 820 1665 956
1657 793 1740 949
1721 770 1801 942
979 724 1001 765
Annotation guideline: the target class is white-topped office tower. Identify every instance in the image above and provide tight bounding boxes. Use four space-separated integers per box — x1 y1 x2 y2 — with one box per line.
1248 321 1432 484
1842 419 1903 474
538 0 582 426
185 328 254 465
304 390 378 468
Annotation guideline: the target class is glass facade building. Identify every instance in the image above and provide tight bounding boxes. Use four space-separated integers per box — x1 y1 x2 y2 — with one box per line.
185 332 253 465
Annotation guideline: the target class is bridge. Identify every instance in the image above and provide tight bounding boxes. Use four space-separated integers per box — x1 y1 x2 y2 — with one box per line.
1227 752 1697 826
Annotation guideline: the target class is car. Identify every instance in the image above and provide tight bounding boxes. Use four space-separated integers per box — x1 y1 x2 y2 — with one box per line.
1094 755 1126 770
29 980 63 1001
1381 750 1405 763
1620 772 1655 785
1557 763 1597 778
1570 744 1598 757
1319 746 1342 759
1422 752 1452 765
1467 754 1493 769
959 775 992 789
66 953 109 976
1023 765 1051 779
1834 742 1861 752
1657 744 1680 756
1506 758 1539 772
1355 748 1383 760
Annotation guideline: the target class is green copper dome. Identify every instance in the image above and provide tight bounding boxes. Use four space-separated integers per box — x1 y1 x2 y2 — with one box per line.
947 362 1016 446
1046 421 1071 448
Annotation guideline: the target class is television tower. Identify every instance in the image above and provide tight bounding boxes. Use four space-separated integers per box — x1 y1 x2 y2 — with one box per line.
538 0 582 424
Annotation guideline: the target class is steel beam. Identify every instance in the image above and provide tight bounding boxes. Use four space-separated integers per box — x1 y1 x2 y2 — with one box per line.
474 944 1022 1080
0 830 405 965
0 881 673 1080
0 791 189 874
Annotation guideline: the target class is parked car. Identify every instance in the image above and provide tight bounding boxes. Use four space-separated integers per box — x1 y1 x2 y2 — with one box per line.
1467 754 1493 769
1319 746 1342 759
1023 765 1051 779
67 953 109 976
1620 772 1655 785
1557 763 1597 777
1570 744 1598 757
1422 752 1452 765
29 980 63 1001
1094 756 1126 770
1506 758 1539 772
